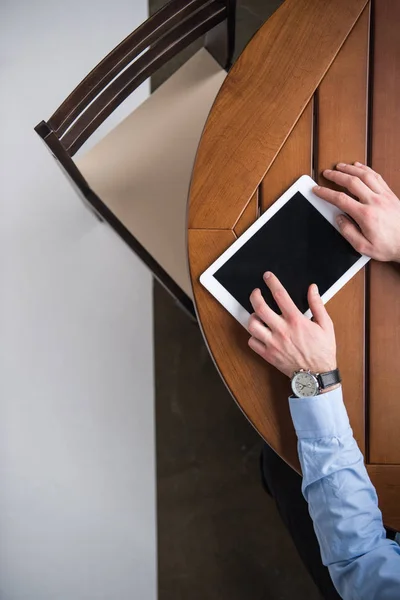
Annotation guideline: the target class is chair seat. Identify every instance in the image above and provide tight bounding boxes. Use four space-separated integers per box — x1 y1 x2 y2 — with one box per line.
77 48 227 298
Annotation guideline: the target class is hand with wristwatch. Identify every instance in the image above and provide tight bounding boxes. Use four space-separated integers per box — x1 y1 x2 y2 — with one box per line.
247 271 341 398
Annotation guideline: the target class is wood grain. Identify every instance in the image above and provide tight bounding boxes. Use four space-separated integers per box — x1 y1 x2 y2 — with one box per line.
260 100 313 213
368 465 400 530
187 0 400 530
315 4 370 454
188 0 369 229
189 229 300 470
369 0 400 465
233 190 258 237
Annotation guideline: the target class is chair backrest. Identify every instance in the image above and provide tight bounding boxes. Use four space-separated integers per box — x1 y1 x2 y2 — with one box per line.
35 0 235 158
34 0 236 318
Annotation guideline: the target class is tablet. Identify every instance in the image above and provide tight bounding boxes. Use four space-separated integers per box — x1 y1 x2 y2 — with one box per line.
200 175 370 328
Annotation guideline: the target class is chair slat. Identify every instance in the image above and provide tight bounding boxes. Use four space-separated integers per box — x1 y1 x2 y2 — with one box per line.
62 3 226 155
48 0 217 136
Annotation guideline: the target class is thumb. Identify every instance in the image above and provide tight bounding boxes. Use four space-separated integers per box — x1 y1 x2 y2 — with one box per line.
308 284 330 327
336 214 369 254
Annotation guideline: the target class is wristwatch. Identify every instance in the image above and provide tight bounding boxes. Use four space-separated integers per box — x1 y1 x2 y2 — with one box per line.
291 368 341 398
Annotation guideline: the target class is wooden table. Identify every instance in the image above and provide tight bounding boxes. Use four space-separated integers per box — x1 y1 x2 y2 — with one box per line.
187 0 400 530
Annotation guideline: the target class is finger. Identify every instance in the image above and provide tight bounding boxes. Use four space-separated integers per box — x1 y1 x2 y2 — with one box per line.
322 168 376 202
353 162 392 193
334 163 384 195
247 313 273 343
307 284 331 329
312 185 365 221
250 288 282 331
336 214 373 256
248 336 268 359
263 272 301 321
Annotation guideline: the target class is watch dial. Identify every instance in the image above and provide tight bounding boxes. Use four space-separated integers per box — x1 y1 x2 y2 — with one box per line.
293 372 318 397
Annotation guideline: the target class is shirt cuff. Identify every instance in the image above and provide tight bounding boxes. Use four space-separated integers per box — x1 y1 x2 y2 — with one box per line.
289 386 350 439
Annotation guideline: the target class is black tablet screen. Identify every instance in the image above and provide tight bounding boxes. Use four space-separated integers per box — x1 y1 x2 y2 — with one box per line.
214 192 361 315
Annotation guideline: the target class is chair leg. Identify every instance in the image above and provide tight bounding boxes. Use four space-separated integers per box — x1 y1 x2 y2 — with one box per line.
171 289 197 322
226 0 237 69
180 299 197 323
205 0 236 70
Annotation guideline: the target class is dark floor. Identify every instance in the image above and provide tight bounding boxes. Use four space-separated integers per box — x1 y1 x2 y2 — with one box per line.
152 2 321 599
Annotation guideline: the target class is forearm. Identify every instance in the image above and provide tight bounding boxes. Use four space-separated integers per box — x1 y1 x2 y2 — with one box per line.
300 428 384 565
290 387 400 599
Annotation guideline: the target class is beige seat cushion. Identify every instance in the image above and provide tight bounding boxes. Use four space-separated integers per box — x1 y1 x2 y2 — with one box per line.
77 48 227 299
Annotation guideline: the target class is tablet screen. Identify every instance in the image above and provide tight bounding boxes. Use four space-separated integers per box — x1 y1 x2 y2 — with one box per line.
214 192 361 315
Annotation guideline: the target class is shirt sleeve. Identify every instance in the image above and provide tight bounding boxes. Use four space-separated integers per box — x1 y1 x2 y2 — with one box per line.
289 387 400 600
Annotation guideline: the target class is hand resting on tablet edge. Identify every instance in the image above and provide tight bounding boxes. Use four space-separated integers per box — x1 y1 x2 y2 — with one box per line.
313 162 400 263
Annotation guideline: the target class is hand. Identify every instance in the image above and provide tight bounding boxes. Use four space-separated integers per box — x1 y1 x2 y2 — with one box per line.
313 162 400 263
248 273 337 379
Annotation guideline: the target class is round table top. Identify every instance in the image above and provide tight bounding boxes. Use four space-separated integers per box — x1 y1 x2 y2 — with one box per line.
187 0 400 530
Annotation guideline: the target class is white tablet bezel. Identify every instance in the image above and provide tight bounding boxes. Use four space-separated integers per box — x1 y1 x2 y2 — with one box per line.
199 174 370 328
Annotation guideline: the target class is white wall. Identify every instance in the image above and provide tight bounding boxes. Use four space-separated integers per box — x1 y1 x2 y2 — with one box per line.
0 2 156 599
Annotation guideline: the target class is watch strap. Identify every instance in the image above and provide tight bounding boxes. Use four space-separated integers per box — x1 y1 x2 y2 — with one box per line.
317 368 341 390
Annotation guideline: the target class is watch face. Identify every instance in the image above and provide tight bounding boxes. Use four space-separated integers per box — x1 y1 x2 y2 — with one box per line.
292 371 319 397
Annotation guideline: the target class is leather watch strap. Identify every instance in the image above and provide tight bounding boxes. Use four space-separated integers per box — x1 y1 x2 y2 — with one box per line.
317 368 341 390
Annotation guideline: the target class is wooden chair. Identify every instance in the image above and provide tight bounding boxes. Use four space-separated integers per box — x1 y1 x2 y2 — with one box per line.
35 0 236 318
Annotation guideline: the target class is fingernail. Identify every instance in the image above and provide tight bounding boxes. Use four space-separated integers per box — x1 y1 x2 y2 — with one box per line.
324 169 332 174
263 272 271 280
337 162 346 168
354 161 363 166
313 185 320 191
337 215 344 226
313 284 319 295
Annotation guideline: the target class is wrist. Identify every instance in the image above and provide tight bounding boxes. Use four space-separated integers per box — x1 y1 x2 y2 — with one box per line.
319 382 341 395
295 361 337 375
316 363 337 373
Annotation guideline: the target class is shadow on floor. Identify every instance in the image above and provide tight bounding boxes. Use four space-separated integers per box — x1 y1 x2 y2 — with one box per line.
154 284 320 600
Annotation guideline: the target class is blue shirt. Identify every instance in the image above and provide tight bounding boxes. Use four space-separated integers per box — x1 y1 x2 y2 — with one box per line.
289 386 400 600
